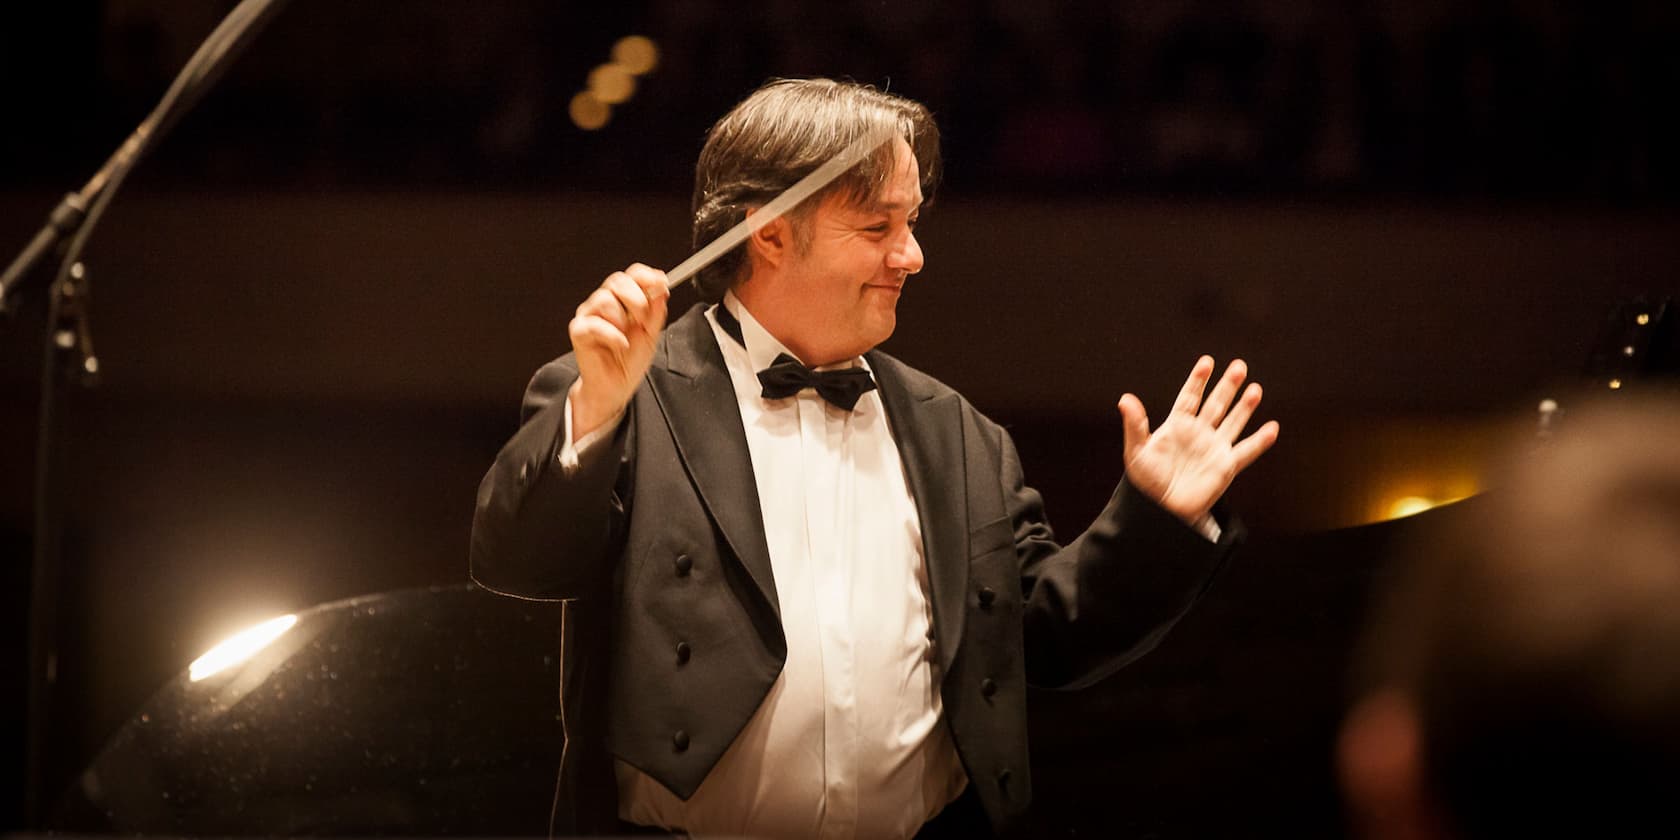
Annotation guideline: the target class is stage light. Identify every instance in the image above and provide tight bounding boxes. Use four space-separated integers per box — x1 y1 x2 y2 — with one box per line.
189 614 298 682
1385 496 1437 519
1374 471 1480 523
588 64 636 105
569 91 611 130
612 35 660 75
1379 486 1476 521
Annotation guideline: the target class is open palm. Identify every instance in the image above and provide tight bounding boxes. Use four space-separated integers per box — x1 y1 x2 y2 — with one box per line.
1119 356 1279 525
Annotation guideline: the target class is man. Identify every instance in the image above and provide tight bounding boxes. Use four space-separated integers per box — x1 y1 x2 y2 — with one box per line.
1338 397 1680 838
471 78 1278 837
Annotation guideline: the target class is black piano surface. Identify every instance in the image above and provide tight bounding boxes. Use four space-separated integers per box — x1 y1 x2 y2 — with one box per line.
51 503 1465 837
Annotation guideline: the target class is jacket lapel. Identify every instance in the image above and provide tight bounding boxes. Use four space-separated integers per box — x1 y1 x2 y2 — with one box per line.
871 352 968 675
648 306 780 620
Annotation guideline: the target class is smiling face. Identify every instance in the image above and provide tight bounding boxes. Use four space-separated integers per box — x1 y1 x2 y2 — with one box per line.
743 137 925 366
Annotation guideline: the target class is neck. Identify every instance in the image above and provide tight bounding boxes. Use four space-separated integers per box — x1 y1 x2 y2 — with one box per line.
732 282 864 367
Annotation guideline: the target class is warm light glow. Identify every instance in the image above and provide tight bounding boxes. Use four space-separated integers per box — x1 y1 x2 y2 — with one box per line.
569 91 611 130
1609 378 1623 390
1385 496 1439 519
189 615 298 682
1636 313 1651 326
612 35 660 75
588 64 637 104
1378 483 1476 522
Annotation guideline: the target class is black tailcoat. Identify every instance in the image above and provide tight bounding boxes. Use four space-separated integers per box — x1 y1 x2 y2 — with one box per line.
471 305 1239 835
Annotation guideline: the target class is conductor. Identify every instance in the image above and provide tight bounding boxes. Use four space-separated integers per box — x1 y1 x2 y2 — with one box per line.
471 77 1278 838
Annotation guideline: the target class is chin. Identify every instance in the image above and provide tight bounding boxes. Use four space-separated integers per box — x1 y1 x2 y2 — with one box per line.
863 319 896 351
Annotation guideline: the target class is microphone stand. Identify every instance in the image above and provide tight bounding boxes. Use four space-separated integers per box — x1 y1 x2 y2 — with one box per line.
1 0 293 826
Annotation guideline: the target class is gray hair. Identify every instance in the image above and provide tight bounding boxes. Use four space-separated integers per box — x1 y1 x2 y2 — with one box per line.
689 78 942 302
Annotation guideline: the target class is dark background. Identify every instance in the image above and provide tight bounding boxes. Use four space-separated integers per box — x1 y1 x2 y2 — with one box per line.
3 0 1677 834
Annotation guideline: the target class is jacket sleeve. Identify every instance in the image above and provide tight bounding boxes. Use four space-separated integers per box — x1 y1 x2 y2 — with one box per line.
469 355 635 600
998 421 1241 690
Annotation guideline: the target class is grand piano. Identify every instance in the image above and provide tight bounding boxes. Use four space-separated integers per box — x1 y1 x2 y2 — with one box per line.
49 502 1463 838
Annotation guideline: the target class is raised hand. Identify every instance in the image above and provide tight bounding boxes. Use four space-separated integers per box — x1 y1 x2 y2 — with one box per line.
568 263 670 440
1117 356 1279 526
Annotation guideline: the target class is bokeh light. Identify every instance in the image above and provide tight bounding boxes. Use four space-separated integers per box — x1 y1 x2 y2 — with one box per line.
588 64 636 105
569 91 611 130
612 35 660 75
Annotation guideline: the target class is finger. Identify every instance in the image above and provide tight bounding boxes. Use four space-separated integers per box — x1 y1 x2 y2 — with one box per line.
602 271 653 330
625 263 672 304
1229 419 1280 473
1172 356 1215 416
570 316 633 382
625 264 671 334
568 314 632 358
577 287 631 333
1217 382 1263 442
1199 359 1248 424
650 292 669 334
1117 393 1150 465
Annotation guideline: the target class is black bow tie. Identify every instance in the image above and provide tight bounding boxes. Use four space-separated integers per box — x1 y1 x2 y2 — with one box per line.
715 304 877 411
757 353 877 411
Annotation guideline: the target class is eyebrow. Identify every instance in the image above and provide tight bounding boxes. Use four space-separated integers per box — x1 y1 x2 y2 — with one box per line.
860 196 923 214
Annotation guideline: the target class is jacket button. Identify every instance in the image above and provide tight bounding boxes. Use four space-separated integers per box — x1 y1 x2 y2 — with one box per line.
673 730 689 752
981 678 997 698
675 641 692 665
978 587 996 610
674 554 693 576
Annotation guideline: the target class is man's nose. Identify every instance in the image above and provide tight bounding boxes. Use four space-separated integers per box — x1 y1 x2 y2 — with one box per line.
887 230 924 275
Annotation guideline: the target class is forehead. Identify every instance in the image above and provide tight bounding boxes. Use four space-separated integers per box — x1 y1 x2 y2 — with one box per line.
827 140 924 215
880 145 924 207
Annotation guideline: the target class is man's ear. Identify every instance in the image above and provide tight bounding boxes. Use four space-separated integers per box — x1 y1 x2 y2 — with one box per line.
746 209 791 270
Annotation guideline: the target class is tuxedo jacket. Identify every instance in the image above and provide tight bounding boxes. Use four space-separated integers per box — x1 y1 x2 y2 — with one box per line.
470 304 1240 835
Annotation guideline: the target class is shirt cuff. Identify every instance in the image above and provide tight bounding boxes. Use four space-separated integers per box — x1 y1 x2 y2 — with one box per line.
558 394 625 474
1194 513 1222 543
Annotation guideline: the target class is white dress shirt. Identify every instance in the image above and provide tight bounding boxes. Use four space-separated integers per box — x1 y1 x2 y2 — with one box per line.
563 294 967 838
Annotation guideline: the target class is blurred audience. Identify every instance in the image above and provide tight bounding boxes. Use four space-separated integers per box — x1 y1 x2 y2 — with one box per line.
1339 396 1680 838
9 0 1675 200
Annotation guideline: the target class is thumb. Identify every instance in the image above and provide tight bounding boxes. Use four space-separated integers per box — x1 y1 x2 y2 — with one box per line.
1117 394 1150 465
